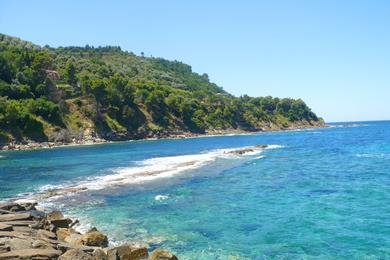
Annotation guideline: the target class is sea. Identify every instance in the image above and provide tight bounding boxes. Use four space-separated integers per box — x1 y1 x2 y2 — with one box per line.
1 121 389 259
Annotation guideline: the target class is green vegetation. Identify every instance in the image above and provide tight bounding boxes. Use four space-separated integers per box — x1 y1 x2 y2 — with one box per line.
0 34 323 144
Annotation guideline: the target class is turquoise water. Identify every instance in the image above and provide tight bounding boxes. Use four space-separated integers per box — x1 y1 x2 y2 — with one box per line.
1 121 390 259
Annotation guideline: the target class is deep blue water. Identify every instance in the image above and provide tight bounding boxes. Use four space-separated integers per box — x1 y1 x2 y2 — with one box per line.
1 121 390 259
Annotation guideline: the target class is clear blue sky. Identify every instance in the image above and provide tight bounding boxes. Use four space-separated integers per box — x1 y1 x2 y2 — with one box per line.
1 0 389 122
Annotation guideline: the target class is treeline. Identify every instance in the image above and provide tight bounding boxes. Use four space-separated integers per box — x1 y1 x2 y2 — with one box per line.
0 34 322 144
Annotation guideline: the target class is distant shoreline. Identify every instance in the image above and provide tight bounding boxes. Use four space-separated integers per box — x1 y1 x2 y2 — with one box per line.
0 123 329 152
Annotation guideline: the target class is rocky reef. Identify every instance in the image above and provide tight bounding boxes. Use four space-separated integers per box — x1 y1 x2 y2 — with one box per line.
0 202 178 260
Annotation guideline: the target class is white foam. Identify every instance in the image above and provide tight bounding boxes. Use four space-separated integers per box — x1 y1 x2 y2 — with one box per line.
0 155 5 158
73 148 239 191
266 144 284 149
155 195 169 201
356 153 389 159
20 144 283 201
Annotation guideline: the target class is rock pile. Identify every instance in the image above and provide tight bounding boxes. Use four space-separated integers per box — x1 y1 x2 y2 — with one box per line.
0 202 178 260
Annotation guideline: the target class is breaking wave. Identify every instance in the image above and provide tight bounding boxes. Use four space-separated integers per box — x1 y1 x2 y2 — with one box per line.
356 153 390 159
17 144 284 202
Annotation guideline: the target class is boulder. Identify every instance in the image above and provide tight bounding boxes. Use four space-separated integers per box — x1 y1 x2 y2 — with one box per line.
8 238 32 250
29 220 44 229
0 248 62 259
30 209 46 219
49 218 71 229
81 230 108 247
57 242 95 253
58 248 94 260
0 245 9 254
37 229 57 240
0 231 29 238
32 239 54 249
64 233 83 246
255 144 268 149
0 203 32 212
93 248 108 260
0 213 31 222
20 202 37 211
151 249 178 260
56 228 79 241
2 220 35 227
0 203 13 211
107 244 148 260
0 224 12 232
46 211 64 221
11 226 33 233
9 205 24 212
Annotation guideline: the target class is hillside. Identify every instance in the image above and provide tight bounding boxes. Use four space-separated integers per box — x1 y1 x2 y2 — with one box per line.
0 34 324 146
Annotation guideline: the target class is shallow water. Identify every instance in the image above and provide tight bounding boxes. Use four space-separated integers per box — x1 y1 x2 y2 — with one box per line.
1 121 390 259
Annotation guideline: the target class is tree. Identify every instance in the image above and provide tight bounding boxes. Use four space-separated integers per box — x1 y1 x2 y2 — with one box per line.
65 60 77 86
0 53 15 83
31 51 53 87
90 79 106 117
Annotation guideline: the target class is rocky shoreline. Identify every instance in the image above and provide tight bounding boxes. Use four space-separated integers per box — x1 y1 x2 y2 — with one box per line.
0 202 178 260
0 122 326 151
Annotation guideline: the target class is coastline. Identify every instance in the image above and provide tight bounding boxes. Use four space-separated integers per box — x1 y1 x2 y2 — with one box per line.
0 122 327 152
0 202 177 259
0 145 275 259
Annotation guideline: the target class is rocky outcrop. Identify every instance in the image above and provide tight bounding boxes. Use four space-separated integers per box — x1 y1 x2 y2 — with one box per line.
0 202 178 259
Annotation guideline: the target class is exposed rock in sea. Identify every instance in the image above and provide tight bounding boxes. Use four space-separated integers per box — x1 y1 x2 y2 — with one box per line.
255 144 268 149
227 148 254 155
0 202 177 259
